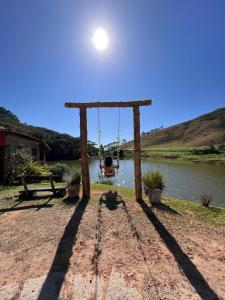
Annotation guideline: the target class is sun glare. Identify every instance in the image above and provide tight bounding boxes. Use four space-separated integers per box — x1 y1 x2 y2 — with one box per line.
92 28 109 51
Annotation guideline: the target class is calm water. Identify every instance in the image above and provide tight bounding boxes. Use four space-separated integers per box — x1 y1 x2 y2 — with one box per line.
58 159 225 207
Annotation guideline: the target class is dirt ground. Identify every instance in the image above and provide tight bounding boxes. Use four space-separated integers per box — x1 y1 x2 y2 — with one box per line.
0 190 225 299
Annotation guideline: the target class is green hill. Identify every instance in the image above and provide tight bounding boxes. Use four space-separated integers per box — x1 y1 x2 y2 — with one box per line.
122 108 225 150
0 107 97 160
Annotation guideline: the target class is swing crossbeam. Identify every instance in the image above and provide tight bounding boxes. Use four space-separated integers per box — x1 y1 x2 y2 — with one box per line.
65 99 151 108
65 99 152 201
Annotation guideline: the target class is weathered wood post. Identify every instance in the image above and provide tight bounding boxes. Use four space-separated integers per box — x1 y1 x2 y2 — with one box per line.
133 106 142 201
80 107 90 199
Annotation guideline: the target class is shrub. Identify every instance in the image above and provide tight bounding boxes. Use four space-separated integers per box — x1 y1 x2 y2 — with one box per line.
6 145 50 183
70 170 81 185
200 194 213 207
49 163 71 180
7 145 32 183
191 144 220 155
218 143 225 152
143 171 165 190
23 161 50 177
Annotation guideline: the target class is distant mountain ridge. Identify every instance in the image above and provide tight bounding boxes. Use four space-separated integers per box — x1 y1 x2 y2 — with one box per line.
0 107 96 160
122 108 225 150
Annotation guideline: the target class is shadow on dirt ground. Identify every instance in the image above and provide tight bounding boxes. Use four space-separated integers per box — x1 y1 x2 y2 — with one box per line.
99 190 122 211
151 202 180 214
37 197 89 300
138 199 220 300
0 199 54 215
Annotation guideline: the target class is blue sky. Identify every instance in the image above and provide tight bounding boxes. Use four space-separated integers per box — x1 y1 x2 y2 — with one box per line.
0 0 225 144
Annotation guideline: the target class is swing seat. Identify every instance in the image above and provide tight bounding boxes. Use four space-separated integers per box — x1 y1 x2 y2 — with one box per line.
100 164 118 178
103 172 116 178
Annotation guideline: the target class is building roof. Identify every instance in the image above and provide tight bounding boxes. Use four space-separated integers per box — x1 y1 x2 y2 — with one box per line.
0 126 51 151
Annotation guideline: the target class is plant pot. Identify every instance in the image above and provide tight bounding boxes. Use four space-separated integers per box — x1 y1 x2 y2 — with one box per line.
148 188 162 204
67 183 80 199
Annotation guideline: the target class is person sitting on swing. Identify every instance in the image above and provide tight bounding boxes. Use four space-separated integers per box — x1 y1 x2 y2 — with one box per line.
100 156 119 177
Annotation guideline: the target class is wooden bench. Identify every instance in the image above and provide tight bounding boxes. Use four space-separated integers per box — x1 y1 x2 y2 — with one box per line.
18 175 66 198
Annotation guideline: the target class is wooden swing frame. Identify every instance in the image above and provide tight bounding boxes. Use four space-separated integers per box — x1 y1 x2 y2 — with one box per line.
65 99 152 201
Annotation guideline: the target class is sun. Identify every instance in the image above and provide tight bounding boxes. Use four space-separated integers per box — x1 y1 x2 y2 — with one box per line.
92 28 109 51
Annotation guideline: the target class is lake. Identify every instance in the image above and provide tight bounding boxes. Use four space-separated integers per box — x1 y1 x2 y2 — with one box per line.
56 159 225 207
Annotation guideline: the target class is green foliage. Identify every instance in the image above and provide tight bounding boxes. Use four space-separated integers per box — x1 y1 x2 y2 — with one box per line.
49 163 71 179
165 197 225 226
218 143 225 152
143 171 165 190
6 145 49 183
191 144 220 155
99 144 104 158
113 149 124 158
7 145 32 183
200 194 213 207
23 161 50 177
0 107 20 123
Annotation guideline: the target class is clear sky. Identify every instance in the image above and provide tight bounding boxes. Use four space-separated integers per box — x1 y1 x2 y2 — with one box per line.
0 0 225 144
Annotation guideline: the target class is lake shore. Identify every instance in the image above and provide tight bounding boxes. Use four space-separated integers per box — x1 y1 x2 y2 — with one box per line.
0 184 225 299
122 150 225 162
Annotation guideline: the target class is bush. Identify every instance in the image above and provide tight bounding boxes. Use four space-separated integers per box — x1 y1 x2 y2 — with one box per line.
7 145 32 183
200 194 213 207
218 143 225 152
49 163 71 180
6 145 50 183
70 170 81 185
143 171 165 190
23 161 50 177
191 144 220 155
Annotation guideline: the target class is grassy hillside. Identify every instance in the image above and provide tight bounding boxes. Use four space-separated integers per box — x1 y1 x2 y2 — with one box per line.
0 107 97 160
122 108 225 150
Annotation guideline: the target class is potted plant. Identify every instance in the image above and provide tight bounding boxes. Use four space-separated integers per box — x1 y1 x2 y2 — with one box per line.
143 171 165 204
66 170 81 199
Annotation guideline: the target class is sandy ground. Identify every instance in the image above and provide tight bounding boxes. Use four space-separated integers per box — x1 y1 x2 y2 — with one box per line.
0 190 225 299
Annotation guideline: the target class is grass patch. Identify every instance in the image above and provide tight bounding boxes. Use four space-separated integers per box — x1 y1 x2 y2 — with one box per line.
143 146 203 152
164 197 225 226
141 149 225 162
91 183 135 199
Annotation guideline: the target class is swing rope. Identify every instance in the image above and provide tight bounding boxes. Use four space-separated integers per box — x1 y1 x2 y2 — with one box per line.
97 107 121 176
116 107 121 159
97 107 102 160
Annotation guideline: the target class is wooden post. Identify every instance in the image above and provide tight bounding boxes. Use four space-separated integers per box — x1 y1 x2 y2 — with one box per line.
133 106 142 201
80 107 90 199
21 176 29 198
49 176 56 196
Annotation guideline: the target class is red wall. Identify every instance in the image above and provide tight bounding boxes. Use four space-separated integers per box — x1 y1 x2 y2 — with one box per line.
0 131 6 147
